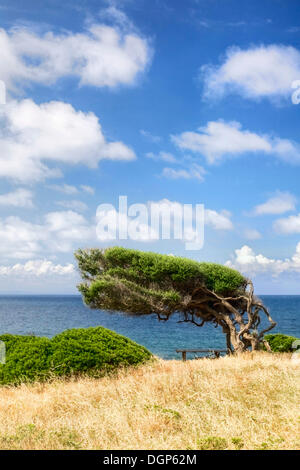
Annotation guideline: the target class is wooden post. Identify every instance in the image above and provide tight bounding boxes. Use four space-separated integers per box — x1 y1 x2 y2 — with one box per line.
182 351 187 362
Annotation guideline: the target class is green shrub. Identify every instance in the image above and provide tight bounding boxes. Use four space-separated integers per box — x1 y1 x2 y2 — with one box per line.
264 333 299 352
0 327 152 386
0 335 52 386
50 327 152 377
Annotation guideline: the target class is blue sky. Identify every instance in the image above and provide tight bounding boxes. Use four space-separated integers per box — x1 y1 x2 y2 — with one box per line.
0 0 300 294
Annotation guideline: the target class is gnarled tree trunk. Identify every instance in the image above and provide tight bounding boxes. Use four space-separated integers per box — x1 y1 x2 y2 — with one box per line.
176 280 276 353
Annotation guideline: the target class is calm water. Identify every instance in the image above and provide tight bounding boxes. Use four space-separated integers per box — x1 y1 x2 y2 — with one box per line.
0 295 299 359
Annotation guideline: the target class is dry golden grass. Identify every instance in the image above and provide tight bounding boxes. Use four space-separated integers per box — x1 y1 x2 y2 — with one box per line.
0 352 299 450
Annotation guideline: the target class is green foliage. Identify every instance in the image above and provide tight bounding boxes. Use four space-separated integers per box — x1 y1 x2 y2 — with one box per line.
104 246 245 292
50 327 152 376
76 247 245 293
75 247 246 315
264 333 299 352
0 327 152 386
0 334 52 385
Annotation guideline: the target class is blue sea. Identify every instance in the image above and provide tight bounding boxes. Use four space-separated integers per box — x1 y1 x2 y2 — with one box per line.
0 295 299 359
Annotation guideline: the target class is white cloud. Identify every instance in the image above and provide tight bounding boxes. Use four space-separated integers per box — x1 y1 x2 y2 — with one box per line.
147 199 233 232
80 185 95 195
47 184 79 195
202 44 300 101
140 130 162 143
274 213 300 234
0 188 34 208
99 4 135 30
244 229 262 240
161 164 206 181
0 99 135 182
252 192 296 216
56 200 88 212
0 216 45 259
0 210 94 260
0 198 233 262
172 120 300 164
146 151 177 163
48 183 95 195
0 22 151 91
45 211 93 245
226 243 300 276
0 259 75 277
205 209 233 230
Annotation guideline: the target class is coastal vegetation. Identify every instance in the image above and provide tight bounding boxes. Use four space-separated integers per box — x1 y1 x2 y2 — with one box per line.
264 333 299 352
76 247 276 353
0 352 298 450
0 328 297 388
0 327 152 386
0 248 298 450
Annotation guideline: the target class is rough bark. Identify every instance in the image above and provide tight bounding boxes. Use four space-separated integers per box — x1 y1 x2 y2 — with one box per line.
168 280 276 353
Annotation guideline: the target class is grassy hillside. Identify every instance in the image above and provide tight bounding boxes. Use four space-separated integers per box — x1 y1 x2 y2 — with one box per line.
0 352 299 450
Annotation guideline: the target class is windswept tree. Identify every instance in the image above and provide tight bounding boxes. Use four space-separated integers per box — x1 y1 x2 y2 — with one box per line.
75 247 276 353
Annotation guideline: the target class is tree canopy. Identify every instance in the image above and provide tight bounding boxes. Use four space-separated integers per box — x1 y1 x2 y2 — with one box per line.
75 247 276 353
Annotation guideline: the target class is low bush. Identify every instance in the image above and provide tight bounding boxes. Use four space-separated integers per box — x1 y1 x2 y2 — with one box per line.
50 327 152 377
0 327 152 386
264 333 299 352
0 335 52 385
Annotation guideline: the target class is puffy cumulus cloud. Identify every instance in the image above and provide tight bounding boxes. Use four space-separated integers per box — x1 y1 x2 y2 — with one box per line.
252 192 297 216
0 216 45 259
0 188 34 208
226 243 300 276
201 44 300 101
0 99 135 182
161 164 206 182
145 199 233 233
44 211 93 250
0 210 94 260
172 120 300 165
148 199 233 230
0 259 75 277
205 209 233 230
0 22 151 92
274 213 300 234
146 199 233 233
